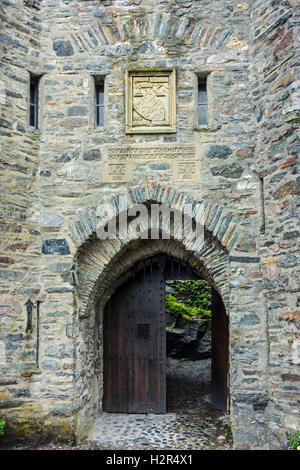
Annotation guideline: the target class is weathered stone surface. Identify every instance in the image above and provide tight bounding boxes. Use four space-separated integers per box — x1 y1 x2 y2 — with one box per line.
83 149 101 161
41 360 59 370
0 0 298 451
67 106 88 117
10 388 30 398
276 181 296 199
45 343 72 359
49 262 73 272
233 393 269 410
42 239 70 255
55 150 80 163
231 346 259 363
166 320 209 359
236 234 256 252
24 0 40 9
53 40 74 57
211 162 244 178
236 148 253 159
41 212 64 228
207 145 233 159
232 312 260 326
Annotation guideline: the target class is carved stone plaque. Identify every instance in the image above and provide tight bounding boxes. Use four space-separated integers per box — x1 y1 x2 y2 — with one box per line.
173 161 200 182
102 144 200 183
103 144 197 162
102 162 131 183
126 70 176 134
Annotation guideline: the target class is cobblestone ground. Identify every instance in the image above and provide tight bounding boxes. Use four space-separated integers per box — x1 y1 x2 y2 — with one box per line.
5 358 233 450
87 358 233 450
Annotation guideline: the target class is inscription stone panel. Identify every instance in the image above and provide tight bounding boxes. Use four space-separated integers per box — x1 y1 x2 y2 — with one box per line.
126 70 176 134
174 161 200 182
103 144 197 161
102 144 200 183
103 162 131 183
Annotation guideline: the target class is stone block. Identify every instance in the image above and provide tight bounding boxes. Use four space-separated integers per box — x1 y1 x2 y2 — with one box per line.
42 239 70 255
53 40 74 56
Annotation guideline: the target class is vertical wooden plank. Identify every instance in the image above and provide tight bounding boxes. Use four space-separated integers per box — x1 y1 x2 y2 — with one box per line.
103 259 166 414
104 282 130 412
211 288 229 412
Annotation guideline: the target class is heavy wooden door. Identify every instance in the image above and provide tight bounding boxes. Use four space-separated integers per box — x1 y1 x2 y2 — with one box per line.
103 263 166 413
211 289 229 412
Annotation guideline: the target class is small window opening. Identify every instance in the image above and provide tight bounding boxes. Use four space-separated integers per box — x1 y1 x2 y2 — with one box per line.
30 75 40 129
95 78 104 129
259 176 266 234
198 78 207 127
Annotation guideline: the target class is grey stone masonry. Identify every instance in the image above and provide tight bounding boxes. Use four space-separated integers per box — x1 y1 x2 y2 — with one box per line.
0 0 299 450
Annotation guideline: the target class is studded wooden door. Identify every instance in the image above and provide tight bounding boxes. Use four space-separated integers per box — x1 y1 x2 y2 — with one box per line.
103 263 166 413
211 289 229 412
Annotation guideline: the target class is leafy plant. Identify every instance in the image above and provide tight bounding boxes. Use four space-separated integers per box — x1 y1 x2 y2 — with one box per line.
166 294 201 321
285 432 300 450
166 280 212 324
0 420 5 437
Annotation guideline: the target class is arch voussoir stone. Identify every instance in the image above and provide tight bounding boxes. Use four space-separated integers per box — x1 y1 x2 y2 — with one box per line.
69 183 238 251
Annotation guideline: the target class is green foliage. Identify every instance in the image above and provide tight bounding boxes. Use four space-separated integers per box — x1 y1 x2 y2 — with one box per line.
169 280 211 309
166 294 202 321
166 280 212 323
0 420 5 437
285 432 300 450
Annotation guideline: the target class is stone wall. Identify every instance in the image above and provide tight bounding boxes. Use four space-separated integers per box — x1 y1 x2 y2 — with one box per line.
0 0 51 441
0 0 298 449
249 0 300 448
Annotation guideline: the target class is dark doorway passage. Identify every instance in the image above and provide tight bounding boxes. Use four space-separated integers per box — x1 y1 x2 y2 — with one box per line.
165 277 213 413
95 254 232 449
103 254 229 416
166 357 212 412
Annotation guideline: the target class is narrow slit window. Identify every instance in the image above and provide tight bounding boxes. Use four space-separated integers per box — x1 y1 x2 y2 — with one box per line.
95 79 104 129
30 75 39 129
198 78 207 127
259 177 266 234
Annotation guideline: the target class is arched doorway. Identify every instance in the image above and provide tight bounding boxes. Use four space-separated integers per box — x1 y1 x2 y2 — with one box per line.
71 184 246 442
103 254 229 415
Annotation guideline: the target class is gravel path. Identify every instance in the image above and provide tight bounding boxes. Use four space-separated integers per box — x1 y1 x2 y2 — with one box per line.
86 358 233 450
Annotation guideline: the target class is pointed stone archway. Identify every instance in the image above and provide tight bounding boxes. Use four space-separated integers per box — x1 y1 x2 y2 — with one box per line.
67 183 266 449
69 184 237 437
69 183 238 314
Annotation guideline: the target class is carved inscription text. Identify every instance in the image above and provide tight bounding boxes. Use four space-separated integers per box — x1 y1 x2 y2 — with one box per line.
105 145 196 161
102 144 200 183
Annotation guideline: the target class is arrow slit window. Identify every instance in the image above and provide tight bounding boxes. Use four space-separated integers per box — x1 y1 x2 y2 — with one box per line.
198 78 207 127
95 78 105 129
29 75 40 129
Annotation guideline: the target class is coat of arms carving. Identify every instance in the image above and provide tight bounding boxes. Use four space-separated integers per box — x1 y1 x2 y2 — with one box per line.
126 69 176 134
